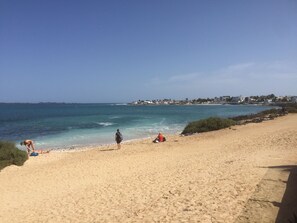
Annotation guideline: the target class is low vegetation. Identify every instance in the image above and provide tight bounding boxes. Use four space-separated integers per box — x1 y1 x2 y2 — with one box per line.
230 108 286 123
280 103 297 113
0 141 28 171
181 106 293 135
182 117 235 135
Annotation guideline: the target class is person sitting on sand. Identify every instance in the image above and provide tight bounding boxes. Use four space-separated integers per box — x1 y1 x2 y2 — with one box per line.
153 133 166 143
20 139 35 156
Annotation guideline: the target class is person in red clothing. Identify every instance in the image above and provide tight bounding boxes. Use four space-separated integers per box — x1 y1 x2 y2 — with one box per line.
153 133 166 143
158 133 164 142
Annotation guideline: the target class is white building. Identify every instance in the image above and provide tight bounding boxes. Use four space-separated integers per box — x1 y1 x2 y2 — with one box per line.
291 96 297 103
231 96 244 103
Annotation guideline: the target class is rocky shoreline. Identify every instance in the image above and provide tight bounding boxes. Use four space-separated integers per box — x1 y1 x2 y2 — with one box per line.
230 108 287 125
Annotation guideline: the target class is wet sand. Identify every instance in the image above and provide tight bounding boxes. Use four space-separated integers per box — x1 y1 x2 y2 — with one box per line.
1 114 297 223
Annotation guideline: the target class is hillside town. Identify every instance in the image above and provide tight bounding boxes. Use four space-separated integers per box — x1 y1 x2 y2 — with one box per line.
130 94 297 105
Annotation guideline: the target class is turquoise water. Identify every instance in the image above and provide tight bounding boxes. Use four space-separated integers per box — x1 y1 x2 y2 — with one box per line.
0 103 273 149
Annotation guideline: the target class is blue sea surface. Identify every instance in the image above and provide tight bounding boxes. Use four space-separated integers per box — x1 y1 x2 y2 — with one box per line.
0 103 274 150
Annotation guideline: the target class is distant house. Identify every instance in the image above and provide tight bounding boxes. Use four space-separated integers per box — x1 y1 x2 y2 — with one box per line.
220 96 230 101
276 96 284 101
291 96 297 103
131 100 142 105
213 97 220 103
144 100 153 104
248 97 256 103
243 97 250 103
231 96 244 103
264 99 273 104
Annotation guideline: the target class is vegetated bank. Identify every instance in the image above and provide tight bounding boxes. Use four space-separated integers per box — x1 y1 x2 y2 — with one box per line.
182 103 297 135
0 141 28 171
277 102 297 113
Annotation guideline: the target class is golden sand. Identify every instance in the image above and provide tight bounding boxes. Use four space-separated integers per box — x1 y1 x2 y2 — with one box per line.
1 114 297 223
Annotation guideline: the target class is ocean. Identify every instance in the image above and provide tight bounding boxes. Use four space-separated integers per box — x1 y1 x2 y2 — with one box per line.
0 103 273 150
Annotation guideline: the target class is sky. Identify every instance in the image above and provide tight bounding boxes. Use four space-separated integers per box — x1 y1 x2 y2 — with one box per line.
0 0 297 103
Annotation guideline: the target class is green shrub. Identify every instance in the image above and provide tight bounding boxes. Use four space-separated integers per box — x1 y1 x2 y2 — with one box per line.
182 117 235 135
0 141 28 171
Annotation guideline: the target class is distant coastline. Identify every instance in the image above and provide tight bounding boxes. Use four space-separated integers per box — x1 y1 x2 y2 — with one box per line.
1 94 296 105
129 94 297 106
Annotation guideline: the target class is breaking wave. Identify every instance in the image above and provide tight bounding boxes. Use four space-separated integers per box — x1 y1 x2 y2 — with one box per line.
96 122 115 127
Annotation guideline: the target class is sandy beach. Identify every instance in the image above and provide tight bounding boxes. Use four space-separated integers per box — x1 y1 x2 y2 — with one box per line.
1 114 297 223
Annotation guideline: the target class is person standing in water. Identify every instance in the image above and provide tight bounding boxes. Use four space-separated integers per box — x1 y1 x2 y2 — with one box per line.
115 129 123 149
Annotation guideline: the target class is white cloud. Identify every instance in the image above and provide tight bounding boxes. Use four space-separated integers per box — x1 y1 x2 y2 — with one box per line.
168 73 201 82
223 62 255 72
146 60 297 97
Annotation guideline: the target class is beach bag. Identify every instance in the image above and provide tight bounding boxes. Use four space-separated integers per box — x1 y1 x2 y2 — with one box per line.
30 152 39 156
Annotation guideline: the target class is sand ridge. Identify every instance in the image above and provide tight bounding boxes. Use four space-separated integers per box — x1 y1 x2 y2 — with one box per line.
0 114 297 222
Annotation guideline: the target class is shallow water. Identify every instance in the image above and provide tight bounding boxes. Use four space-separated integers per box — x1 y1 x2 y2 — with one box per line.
0 103 273 149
